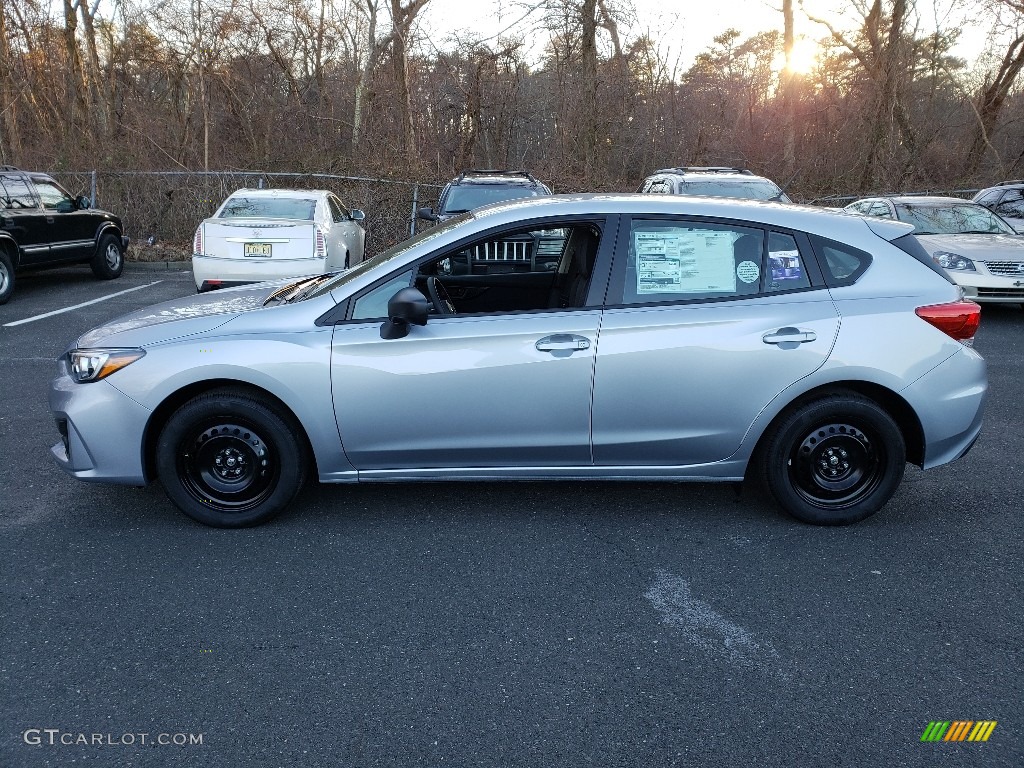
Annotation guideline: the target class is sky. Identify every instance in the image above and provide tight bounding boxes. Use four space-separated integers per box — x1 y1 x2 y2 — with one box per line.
420 0 993 72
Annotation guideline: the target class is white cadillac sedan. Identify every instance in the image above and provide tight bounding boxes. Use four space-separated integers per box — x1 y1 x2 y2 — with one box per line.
845 196 1024 306
191 188 366 292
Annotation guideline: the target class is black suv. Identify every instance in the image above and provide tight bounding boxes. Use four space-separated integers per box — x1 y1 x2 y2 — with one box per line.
418 170 552 223
0 167 128 304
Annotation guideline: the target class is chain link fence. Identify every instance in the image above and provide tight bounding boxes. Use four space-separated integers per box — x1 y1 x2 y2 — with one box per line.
49 171 443 260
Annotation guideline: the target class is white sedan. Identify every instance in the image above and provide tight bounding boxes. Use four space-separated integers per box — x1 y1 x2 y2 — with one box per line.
844 195 1024 305
191 188 366 292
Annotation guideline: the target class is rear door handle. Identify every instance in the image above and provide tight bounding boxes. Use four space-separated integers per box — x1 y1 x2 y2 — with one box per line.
536 334 591 353
762 327 817 347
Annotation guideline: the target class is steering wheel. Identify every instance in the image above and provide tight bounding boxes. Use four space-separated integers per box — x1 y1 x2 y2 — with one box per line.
426 276 457 315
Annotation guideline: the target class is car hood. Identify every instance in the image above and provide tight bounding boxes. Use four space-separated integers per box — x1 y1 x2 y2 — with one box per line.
76 282 285 349
915 232 1024 258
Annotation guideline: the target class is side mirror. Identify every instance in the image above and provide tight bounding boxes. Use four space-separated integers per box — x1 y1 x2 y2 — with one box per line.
76 195 91 210
417 206 437 222
380 287 430 339
349 209 365 222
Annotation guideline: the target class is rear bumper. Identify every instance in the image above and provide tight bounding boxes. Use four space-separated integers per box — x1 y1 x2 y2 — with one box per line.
900 345 987 469
192 254 326 291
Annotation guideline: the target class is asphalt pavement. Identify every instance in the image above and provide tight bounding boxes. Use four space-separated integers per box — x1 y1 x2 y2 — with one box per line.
1 265 1021 767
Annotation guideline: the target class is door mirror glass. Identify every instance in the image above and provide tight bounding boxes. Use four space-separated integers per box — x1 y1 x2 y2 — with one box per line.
350 208 365 222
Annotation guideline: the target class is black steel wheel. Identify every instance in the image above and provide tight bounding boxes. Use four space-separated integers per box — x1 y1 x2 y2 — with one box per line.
0 250 14 305
757 392 906 525
156 388 307 527
91 233 124 279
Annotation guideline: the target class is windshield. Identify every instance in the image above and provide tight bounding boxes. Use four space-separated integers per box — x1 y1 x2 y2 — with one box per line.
441 185 547 214
302 213 473 300
894 203 1015 235
219 196 317 220
680 180 790 202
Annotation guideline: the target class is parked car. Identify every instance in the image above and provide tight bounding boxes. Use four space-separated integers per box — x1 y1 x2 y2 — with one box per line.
0 166 128 304
417 170 551 223
50 195 985 529
637 167 793 202
191 188 365 292
972 181 1024 232
844 196 1024 305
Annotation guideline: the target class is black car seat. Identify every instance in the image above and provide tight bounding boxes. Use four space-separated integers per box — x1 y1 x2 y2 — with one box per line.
548 227 599 308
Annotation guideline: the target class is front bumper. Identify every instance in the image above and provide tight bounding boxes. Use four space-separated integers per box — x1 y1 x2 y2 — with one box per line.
192 254 325 291
49 360 152 485
949 271 1024 303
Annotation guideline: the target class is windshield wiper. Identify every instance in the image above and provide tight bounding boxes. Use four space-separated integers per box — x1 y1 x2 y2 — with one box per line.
264 276 319 306
284 274 335 304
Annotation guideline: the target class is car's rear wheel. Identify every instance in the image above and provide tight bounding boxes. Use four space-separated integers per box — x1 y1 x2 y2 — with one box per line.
757 392 905 525
0 250 14 304
156 388 307 527
91 233 124 279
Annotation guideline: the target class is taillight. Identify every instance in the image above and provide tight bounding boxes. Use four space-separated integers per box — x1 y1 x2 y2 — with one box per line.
314 227 326 258
193 226 203 255
915 300 981 342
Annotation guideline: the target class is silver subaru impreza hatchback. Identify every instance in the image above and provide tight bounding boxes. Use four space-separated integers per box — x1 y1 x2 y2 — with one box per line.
49 195 987 528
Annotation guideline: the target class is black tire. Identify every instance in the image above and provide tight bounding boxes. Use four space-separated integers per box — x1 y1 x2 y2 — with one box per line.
91 233 124 279
0 249 14 305
756 392 906 525
155 388 307 527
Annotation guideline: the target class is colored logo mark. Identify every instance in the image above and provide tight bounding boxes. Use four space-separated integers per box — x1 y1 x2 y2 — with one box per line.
921 721 997 742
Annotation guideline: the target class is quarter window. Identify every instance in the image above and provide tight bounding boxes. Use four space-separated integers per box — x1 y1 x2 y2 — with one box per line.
0 175 37 208
808 234 872 286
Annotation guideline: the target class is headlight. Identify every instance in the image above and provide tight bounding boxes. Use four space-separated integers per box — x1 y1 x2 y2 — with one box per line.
69 348 146 383
931 251 976 271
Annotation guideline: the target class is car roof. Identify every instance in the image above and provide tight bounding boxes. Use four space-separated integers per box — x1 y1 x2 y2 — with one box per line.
862 196 979 206
448 170 546 187
469 192 877 230
228 188 328 197
647 167 769 181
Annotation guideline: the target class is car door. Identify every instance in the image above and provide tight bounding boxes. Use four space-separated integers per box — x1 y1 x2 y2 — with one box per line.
591 216 840 467
33 178 94 262
329 218 613 473
326 194 364 267
0 173 50 266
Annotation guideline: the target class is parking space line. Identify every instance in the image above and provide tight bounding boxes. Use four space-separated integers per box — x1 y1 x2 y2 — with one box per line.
2 281 163 327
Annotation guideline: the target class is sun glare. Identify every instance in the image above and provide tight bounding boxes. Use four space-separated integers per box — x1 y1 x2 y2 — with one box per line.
784 37 820 75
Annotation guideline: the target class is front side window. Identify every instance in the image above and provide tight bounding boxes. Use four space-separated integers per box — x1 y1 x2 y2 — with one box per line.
327 196 348 223
34 181 75 210
351 271 413 320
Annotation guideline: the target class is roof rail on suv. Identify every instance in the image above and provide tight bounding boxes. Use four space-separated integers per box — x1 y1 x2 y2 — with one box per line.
993 179 1024 186
457 169 540 183
652 166 754 176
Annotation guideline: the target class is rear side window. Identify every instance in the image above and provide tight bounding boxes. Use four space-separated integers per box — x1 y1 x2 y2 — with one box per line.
807 234 872 286
0 175 38 208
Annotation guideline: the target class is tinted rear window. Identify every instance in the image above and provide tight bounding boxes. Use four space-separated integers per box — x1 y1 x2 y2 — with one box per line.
219 196 317 220
679 180 789 202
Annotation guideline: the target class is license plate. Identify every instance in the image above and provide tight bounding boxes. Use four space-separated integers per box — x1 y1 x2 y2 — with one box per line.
244 243 272 257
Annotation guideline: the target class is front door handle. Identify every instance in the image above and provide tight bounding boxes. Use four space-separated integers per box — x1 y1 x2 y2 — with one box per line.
763 327 817 348
536 334 591 353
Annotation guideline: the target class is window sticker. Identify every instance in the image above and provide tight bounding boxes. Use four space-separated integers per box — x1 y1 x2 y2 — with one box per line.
634 230 737 294
736 260 760 284
769 249 804 281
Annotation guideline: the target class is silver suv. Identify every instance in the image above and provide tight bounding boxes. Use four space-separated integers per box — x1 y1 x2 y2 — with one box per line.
638 167 792 202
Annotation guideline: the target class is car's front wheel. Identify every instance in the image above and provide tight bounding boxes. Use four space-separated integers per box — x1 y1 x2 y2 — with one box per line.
91 233 124 279
756 392 906 525
0 249 14 304
156 388 307 527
